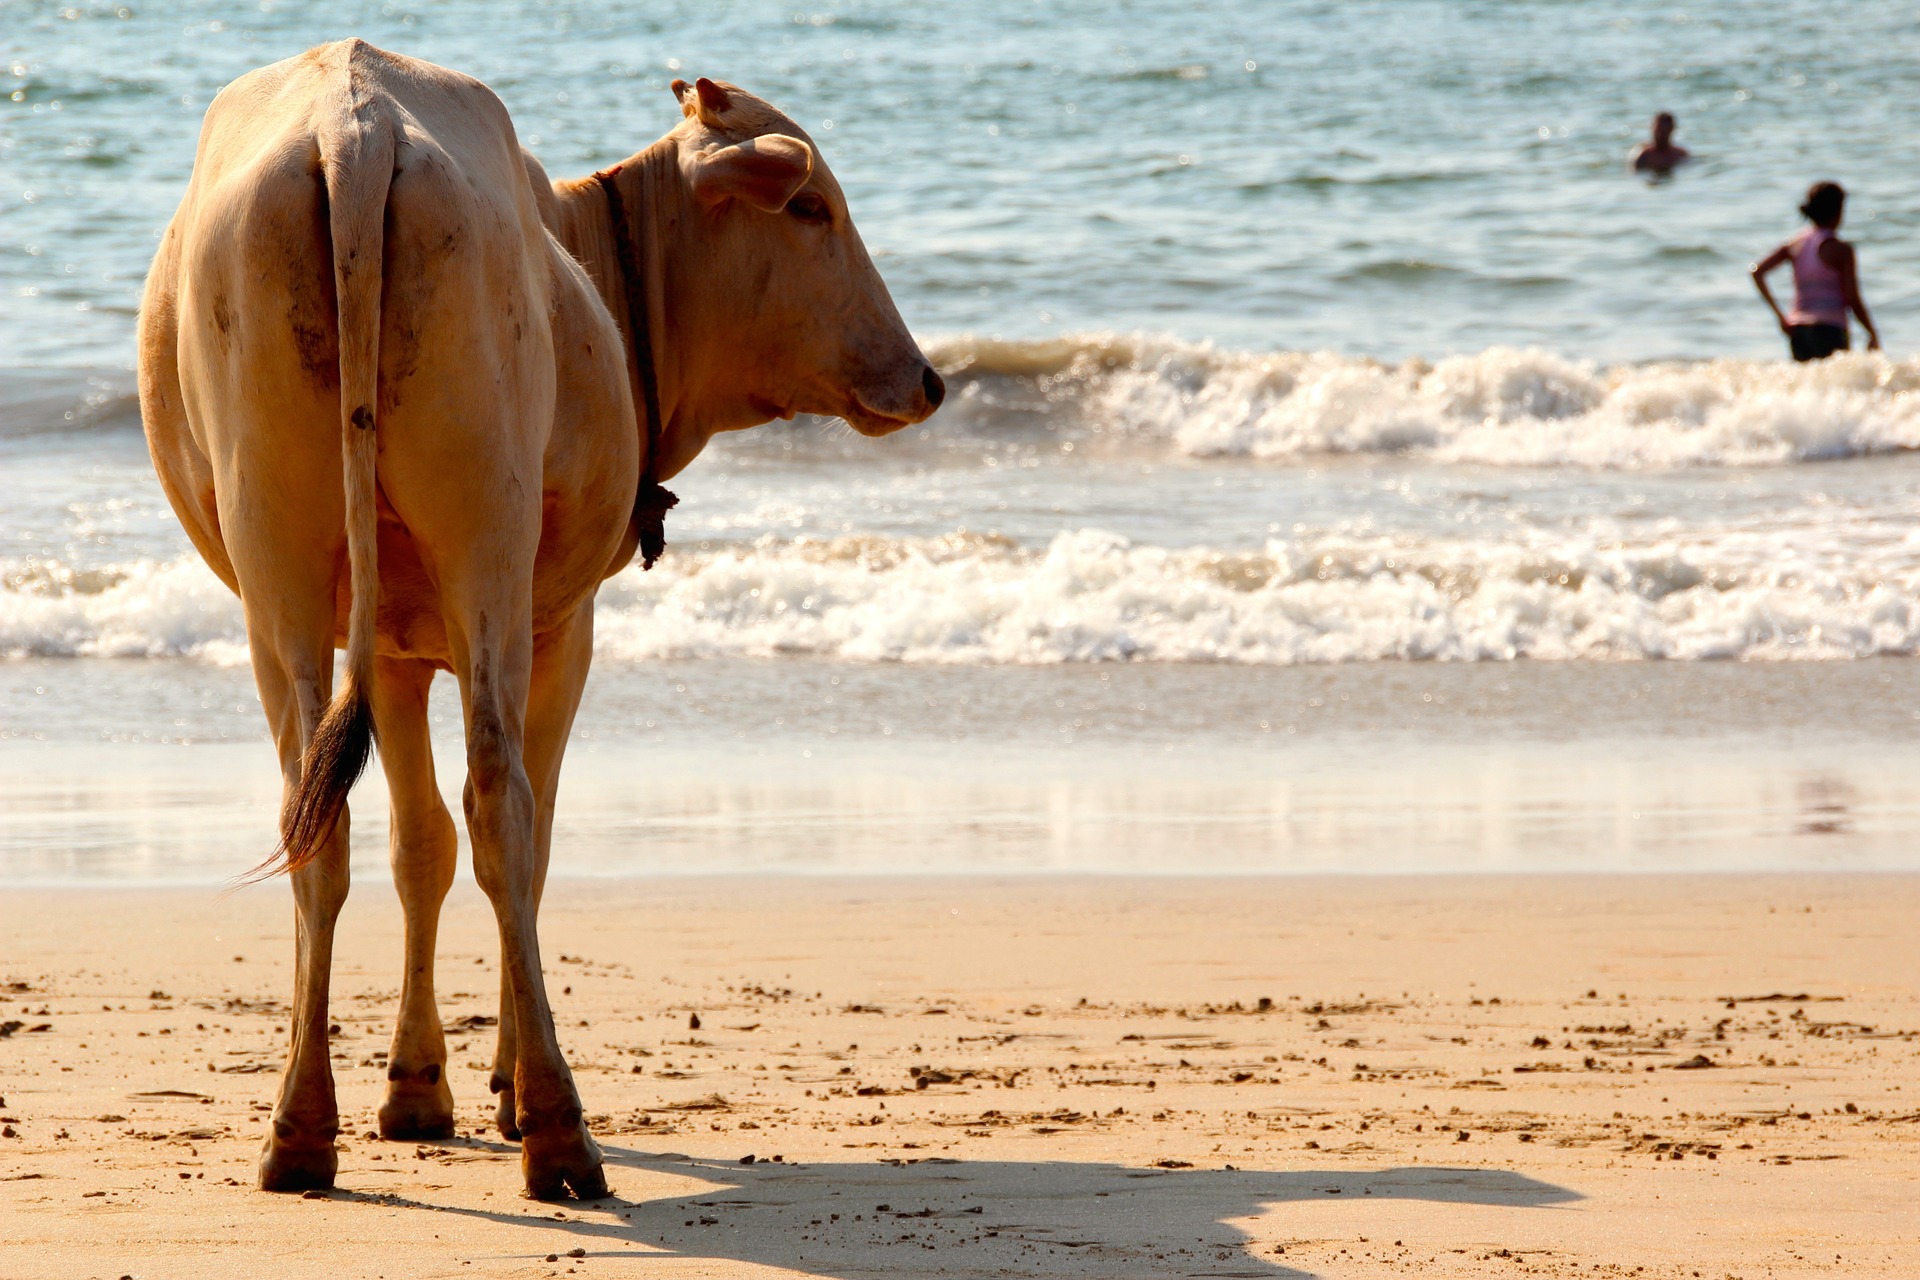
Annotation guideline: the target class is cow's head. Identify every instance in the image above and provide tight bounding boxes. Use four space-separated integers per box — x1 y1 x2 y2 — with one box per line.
666 77 942 443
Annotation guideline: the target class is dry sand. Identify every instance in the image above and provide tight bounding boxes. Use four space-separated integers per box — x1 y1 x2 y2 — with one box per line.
2 874 1917 1278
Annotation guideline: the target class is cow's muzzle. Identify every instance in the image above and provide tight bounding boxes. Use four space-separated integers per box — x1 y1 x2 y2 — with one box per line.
847 362 945 435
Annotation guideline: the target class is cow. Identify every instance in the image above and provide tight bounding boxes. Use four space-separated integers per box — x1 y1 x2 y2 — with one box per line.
136 38 942 1200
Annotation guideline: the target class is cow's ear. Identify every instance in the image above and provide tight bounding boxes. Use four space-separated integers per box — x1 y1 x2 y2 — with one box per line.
686 134 813 213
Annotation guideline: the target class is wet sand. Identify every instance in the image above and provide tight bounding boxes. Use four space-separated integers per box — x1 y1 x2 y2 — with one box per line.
11 657 1920 883
2 874 1917 1278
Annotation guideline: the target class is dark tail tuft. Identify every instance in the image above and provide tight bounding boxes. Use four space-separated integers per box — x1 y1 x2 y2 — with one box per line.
247 678 375 880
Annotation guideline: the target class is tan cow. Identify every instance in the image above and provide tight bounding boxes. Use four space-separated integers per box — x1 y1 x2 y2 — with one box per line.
137 39 941 1200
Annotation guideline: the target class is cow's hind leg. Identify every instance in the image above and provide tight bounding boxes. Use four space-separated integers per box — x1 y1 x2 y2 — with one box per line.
254 636 352 1193
373 656 459 1140
488 602 594 1144
452 592 605 1199
489 966 521 1141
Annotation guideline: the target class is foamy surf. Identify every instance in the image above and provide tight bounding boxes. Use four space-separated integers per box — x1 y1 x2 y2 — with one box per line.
0 557 251 665
13 523 1920 666
12 338 1920 472
931 334 1920 468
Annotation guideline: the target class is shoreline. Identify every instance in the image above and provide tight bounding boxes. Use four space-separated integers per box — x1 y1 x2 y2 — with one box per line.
9 653 1920 885
4 874 1917 1277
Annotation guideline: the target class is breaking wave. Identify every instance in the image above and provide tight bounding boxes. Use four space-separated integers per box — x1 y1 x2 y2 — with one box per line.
17 339 1920 473
0 556 250 664
13 524 1920 666
928 333 1920 468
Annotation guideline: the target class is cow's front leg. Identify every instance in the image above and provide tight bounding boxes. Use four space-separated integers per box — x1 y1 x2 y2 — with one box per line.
256 650 352 1192
373 656 458 1140
461 601 605 1200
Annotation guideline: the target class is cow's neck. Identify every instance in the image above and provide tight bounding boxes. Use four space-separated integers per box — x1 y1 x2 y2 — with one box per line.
551 140 691 477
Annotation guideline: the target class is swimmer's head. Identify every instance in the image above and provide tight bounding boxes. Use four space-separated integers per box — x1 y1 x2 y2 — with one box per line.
1801 181 1846 229
1652 112 1675 144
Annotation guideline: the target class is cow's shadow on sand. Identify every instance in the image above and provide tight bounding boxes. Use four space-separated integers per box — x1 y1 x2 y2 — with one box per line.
364 1143 1579 1278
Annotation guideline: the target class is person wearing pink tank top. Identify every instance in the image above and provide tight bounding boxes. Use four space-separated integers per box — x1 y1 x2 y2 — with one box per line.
1751 182 1881 362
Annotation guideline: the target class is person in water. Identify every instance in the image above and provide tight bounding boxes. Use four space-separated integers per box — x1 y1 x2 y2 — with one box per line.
1629 112 1690 173
1751 182 1881 362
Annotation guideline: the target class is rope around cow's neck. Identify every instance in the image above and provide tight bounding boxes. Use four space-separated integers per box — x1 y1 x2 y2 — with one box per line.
593 165 677 571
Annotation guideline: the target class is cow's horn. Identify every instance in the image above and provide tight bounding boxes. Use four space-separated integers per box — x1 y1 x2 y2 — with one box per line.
693 77 732 126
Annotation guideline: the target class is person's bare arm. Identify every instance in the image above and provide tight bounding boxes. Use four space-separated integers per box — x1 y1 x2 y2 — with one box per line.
1825 239 1881 350
1750 244 1794 333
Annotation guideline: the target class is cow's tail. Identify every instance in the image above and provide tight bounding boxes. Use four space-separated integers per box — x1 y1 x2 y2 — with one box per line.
265 102 393 879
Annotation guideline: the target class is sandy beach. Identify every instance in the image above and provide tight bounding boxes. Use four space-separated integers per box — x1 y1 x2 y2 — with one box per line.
2 874 1916 1278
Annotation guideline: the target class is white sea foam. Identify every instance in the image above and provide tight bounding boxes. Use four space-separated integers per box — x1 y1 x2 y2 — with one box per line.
12 336 1920 668
930 334 1920 468
10 522 1920 667
591 527 1920 663
0 557 250 664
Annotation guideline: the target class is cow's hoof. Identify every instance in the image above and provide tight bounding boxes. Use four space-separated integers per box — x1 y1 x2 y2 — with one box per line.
520 1124 608 1201
259 1133 338 1193
378 1075 455 1142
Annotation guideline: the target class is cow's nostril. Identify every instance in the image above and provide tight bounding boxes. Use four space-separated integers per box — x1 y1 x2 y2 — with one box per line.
921 365 947 410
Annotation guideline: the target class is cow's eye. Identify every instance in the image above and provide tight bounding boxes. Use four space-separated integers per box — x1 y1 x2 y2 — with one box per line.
785 193 831 225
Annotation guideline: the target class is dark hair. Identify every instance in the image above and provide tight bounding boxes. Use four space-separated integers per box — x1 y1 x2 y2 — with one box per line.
1801 181 1846 227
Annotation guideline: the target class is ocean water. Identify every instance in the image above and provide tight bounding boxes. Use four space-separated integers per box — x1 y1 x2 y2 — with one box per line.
7 2 1920 880
10 0 1920 362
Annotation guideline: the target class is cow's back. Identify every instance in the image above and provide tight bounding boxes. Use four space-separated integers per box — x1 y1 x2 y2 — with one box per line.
140 39 597 659
162 38 546 436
